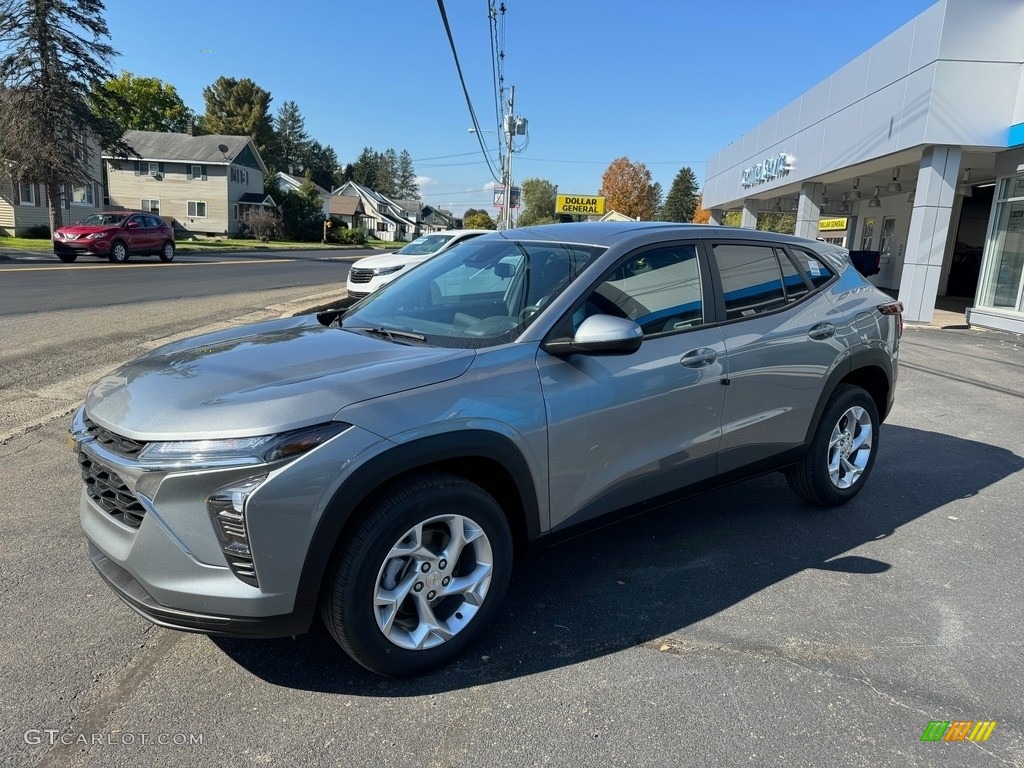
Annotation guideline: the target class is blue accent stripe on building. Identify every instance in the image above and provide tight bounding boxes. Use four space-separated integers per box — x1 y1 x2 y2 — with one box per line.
1009 122 1024 148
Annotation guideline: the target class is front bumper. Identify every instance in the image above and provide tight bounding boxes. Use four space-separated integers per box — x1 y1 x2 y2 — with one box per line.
54 239 109 255
88 542 313 637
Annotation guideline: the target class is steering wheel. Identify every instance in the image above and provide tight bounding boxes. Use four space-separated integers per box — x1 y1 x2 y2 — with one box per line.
518 304 543 322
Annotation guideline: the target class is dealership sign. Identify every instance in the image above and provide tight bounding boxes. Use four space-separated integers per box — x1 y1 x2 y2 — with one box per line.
741 153 791 188
818 217 849 231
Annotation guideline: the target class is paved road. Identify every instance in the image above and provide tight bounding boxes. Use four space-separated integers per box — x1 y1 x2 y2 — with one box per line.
0 249 371 315
1 297 1023 766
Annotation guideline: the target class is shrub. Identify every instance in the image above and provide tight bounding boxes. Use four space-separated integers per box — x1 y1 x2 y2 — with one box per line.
241 208 282 242
24 224 52 239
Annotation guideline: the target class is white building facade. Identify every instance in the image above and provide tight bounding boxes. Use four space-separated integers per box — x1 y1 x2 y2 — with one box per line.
702 0 1024 333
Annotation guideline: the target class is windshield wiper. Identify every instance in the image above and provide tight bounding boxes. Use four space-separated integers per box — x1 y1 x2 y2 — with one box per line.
344 325 426 343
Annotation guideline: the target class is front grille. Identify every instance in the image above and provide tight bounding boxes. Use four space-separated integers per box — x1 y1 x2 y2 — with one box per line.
84 416 147 458
79 451 146 528
348 268 373 284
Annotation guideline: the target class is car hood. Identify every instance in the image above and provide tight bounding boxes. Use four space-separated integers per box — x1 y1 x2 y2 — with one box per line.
84 315 475 440
354 251 434 270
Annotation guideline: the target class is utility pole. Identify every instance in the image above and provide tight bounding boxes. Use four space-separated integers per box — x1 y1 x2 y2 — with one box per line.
501 86 527 230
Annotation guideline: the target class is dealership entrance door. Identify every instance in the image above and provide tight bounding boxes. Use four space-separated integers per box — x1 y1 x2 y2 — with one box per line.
944 185 995 298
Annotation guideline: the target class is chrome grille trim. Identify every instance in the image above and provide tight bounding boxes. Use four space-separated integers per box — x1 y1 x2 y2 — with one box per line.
348 268 373 284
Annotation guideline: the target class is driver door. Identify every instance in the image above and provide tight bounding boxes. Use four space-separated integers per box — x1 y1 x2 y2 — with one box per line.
537 241 727 531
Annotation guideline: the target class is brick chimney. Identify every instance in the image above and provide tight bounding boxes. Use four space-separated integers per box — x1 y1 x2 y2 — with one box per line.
185 119 196 137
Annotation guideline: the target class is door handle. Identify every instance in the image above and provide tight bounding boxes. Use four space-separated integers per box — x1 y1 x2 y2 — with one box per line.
681 348 717 368
808 323 836 340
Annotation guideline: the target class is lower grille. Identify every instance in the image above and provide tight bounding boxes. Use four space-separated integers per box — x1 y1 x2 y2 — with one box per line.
348 268 373 284
79 451 146 528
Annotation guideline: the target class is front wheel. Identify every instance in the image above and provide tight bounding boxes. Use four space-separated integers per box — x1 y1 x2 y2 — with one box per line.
321 473 513 676
56 252 77 263
108 241 129 263
159 241 175 262
786 384 880 507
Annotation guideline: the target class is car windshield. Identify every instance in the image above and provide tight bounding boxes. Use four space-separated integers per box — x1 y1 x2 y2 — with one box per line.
341 237 604 348
394 234 455 256
76 214 127 226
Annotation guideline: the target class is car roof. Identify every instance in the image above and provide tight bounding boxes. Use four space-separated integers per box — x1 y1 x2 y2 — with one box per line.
431 229 489 237
487 221 825 248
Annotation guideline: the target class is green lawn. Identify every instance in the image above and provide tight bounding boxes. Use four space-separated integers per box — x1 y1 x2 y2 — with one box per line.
0 237 53 251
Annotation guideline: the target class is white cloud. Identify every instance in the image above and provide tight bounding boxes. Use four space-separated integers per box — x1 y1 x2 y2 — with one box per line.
415 176 436 187
483 181 499 190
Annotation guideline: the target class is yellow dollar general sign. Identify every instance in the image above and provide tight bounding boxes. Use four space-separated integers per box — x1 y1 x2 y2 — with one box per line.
556 194 606 216
920 720 997 742
818 217 849 231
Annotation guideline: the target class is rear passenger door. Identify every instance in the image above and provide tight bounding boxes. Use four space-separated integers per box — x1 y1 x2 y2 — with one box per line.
708 240 842 472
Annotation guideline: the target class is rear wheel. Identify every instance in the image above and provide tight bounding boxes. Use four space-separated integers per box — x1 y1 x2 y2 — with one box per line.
787 384 879 507
108 241 129 263
159 241 175 262
56 252 77 263
321 472 513 676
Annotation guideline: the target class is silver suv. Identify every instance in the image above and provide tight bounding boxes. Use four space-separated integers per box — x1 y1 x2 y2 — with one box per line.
71 223 902 676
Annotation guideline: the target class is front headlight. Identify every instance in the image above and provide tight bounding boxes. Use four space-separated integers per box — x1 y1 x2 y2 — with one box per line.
86 232 108 239
372 265 405 276
137 422 350 467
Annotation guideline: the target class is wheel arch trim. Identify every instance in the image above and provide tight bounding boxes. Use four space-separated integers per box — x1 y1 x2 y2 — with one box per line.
804 348 893 444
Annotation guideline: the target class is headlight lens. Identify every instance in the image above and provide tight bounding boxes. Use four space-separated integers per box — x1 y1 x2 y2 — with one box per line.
86 232 108 239
372 265 405 276
137 422 349 466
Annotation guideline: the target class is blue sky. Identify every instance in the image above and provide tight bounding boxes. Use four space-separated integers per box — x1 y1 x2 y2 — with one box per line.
102 0 936 215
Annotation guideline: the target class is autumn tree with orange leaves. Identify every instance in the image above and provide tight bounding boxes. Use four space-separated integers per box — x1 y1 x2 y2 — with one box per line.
599 157 659 220
692 194 710 224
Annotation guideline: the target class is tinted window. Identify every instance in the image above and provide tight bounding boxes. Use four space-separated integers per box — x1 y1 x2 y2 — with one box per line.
583 244 703 335
791 247 835 288
776 248 810 303
712 243 787 319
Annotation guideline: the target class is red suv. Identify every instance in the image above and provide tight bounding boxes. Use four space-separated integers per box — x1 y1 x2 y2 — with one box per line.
53 212 176 264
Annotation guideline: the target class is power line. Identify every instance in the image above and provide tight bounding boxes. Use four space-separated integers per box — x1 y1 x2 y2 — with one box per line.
516 156 708 165
411 150 489 161
436 0 502 184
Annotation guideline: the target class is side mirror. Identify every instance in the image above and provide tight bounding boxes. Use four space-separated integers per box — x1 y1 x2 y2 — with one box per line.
544 314 643 356
126 221 140 229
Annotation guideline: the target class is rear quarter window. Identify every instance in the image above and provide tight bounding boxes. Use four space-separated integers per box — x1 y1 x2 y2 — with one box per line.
791 247 836 288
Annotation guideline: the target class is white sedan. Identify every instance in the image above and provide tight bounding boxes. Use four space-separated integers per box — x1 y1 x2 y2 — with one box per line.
345 229 489 300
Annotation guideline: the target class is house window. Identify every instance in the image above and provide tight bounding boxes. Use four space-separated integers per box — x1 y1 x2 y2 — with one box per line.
189 165 207 180
187 201 207 218
141 199 160 214
71 184 94 206
376 221 388 232
233 204 239 220
18 182 34 206
231 168 238 183
240 169 248 185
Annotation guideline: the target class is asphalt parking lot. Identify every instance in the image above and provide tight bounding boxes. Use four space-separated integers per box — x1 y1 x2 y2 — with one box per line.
2 323 1023 767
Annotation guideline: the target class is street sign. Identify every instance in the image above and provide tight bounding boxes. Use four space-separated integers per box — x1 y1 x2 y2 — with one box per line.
492 186 505 208
556 194 606 216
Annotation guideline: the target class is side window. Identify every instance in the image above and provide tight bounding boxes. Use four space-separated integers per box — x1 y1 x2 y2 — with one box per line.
791 247 836 288
776 248 811 303
712 243 788 319
583 244 703 336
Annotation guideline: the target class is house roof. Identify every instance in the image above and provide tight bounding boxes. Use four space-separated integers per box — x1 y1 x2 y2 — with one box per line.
333 181 417 227
238 192 276 206
104 131 268 173
328 196 365 216
274 171 329 197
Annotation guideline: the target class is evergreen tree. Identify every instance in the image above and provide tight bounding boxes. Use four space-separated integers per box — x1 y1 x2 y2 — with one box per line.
350 146 378 189
396 149 420 200
200 77 274 155
659 167 700 223
274 100 308 174
0 0 128 232
376 148 398 197
296 139 337 192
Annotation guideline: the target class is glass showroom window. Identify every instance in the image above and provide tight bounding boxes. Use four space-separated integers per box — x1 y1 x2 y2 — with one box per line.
976 175 1024 312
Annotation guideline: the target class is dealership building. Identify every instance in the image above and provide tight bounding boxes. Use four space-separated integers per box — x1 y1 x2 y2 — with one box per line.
701 0 1024 333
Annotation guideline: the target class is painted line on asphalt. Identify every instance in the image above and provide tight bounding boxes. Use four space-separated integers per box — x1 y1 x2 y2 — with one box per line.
0 258 296 272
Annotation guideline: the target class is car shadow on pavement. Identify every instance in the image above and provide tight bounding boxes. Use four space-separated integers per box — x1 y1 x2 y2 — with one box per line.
212 424 1023 694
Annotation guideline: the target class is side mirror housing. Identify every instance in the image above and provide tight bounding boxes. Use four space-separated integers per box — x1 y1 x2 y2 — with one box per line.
543 314 643 356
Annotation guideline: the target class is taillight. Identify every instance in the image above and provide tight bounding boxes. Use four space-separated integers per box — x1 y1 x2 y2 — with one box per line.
877 301 904 338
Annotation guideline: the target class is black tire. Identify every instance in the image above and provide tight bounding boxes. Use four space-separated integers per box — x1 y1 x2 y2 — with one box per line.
108 241 129 263
321 472 513 676
787 384 880 507
159 241 175 262
56 252 77 263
